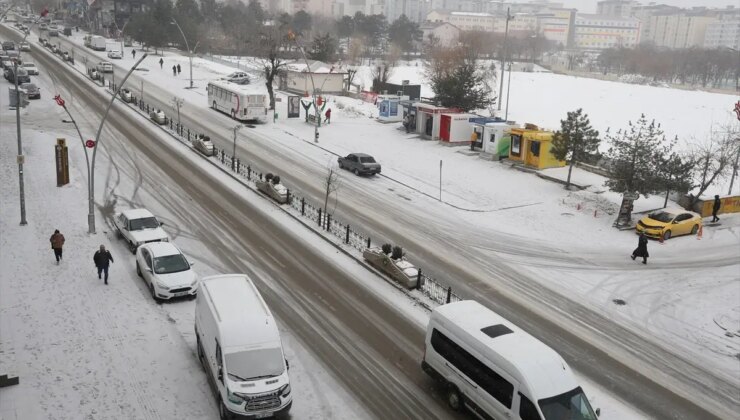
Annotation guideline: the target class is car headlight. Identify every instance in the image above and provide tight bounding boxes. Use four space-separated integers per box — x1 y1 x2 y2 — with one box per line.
155 281 169 290
190 278 198 287
227 388 247 404
280 384 291 397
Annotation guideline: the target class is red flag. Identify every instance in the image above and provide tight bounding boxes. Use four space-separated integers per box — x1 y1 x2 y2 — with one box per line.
54 94 65 106
40 7 49 17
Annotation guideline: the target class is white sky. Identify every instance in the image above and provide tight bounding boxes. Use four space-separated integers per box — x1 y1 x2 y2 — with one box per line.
540 0 738 13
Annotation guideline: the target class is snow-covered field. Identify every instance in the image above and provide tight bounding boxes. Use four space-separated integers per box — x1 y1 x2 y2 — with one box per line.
2 25 738 418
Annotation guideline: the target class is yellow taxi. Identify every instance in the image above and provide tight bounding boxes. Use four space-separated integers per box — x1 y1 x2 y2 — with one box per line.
636 209 702 240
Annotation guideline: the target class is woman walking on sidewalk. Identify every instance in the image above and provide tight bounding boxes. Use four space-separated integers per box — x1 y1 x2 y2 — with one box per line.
631 232 649 264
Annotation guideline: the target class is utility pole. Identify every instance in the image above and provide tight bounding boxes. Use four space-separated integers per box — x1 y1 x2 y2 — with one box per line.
13 60 27 225
289 30 321 143
497 7 513 112
171 18 195 89
232 124 243 172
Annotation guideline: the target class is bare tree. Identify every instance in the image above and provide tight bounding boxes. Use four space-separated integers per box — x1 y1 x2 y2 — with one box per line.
323 161 341 221
689 126 737 204
254 23 289 110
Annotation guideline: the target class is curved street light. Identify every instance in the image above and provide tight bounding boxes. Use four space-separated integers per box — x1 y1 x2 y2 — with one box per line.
170 18 194 89
289 30 321 143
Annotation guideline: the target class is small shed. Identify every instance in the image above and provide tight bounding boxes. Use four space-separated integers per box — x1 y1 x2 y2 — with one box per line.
415 103 459 140
508 124 565 169
439 113 478 144
377 94 409 122
470 118 520 160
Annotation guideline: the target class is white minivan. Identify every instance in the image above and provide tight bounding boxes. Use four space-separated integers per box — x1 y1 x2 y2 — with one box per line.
422 300 600 420
195 275 292 419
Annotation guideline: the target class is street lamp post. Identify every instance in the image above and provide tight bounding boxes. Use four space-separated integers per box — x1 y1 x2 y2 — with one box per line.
13 60 28 225
54 53 148 233
497 7 513 112
232 124 243 172
289 30 320 143
171 18 194 89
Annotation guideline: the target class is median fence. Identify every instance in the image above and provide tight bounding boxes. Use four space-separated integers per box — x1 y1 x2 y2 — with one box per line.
111 87 462 306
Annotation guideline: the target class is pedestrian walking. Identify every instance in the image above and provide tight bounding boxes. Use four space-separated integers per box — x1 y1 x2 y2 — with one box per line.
159 57 163 69
176 64 181 74
172 65 177 76
403 115 410 133
324 108 331 124
49 229 65 264
711 195 721 222
93 245 115 285
132 49 136 59
631 232 649 265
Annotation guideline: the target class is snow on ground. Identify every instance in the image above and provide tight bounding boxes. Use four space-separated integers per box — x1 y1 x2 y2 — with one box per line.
0 60 369 419
44 28 740 377
10 26 739 415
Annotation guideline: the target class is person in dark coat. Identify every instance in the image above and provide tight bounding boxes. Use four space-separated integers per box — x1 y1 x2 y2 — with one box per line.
132 49 136 59
159 57 164 69
324 108 331 124
172 65 177 76
711 195 721 222
631 232 649 264
93 245 115 284
49 229 65 264
176 64 181 74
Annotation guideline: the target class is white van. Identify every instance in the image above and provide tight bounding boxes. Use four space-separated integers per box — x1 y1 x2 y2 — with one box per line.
90 35 106 51
422 300 599 420
195 275 292 419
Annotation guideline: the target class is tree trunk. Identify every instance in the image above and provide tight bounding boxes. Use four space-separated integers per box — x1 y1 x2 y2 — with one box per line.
664 188 669 208
566 160 574 189
265 79 275 110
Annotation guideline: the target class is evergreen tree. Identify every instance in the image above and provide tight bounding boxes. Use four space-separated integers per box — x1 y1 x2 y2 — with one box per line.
604 114 669 196
308 33 337 62
292 10 312 35
388 14 421 56
425 46 494 112
550 109 600 189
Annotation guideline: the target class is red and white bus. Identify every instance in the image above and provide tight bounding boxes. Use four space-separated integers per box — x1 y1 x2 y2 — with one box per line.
207 80 268 123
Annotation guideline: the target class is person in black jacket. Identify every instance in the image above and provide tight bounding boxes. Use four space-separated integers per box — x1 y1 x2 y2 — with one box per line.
93 245 114 284
631 232 649 264
711 195 721 222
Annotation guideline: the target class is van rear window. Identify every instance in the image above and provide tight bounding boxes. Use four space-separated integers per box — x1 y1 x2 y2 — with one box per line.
431 329 513 408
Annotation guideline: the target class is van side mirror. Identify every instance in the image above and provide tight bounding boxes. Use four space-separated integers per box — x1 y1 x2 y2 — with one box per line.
596 408 601 417
285 359 290 370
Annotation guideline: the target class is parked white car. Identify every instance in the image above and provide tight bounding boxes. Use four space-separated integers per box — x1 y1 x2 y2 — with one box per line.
21 62 38 75
136 242 198 301
120 88 133 102
107 49 122 59
95 61 113 73
113 208 169 253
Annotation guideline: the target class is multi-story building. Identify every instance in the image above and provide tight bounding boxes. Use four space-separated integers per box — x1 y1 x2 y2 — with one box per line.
630 3 680 43
419 21 461 45
332 0 385 18
385 0 426 22
648 11 716 49
703 17 740 50
426 10 496 31
537 7 576 47
572 14 641 50
596 0 635 18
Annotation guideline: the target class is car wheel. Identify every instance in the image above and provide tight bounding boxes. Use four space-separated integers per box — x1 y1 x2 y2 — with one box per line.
136 262 142 277
353 168 360 176
129 241 137 254
196 336 205 364
338 161 343 169
691 225 699 235
446 386 462 411
149 282 160 303
231 109 236 119
663 230 672 240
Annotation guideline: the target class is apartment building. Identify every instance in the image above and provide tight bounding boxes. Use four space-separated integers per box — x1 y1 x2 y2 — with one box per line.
596 0 635 18
573 14 641 50
648 11 715 49
538 7 576 47
703 17 740 50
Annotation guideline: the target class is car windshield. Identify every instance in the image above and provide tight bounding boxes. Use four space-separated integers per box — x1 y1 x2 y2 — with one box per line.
539 387 598 420
129 217 160 230
225 347 284 381
153 254 190 274
22 63 34 67
648 211 674 223
21 84 36 90
360 156 376 163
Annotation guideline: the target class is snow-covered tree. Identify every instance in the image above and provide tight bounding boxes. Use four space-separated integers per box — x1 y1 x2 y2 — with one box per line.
656 151 694 207
550 108 600 189
688 126 738 204
425 46 495 112
308 33 337 63
604 114 670 197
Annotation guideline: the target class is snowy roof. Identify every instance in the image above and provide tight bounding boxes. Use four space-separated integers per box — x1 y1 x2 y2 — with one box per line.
121 208 155 219
434 300 579 399
285 60 344 74
207 79 267 95
450 11 494 17
201 275 280 350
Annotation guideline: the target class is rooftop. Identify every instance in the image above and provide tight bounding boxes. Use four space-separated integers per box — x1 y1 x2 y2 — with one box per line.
121 208 155 219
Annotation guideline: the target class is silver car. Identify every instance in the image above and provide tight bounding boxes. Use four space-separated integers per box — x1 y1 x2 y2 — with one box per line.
20 82 40 99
